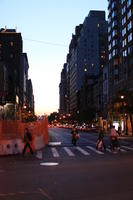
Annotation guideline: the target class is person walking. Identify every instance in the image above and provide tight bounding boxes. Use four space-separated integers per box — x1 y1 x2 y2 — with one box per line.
110 125 120 151
71 125 79 146
22 128 33 155
96 127 106 151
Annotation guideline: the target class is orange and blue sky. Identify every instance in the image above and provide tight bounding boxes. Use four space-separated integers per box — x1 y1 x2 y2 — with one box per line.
0 0 108 115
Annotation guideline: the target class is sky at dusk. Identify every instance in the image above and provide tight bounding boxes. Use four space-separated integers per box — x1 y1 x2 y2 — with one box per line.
0 0 108 115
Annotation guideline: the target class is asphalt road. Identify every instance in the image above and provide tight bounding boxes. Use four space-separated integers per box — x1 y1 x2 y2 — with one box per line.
0 127 133 200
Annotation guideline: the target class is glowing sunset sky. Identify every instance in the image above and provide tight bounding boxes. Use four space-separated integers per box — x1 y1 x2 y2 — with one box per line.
0 0 108 115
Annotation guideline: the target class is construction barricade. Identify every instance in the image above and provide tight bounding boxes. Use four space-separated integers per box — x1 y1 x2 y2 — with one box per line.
0 116 49 155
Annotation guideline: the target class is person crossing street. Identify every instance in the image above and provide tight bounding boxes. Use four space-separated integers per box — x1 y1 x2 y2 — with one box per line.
22 128 33 155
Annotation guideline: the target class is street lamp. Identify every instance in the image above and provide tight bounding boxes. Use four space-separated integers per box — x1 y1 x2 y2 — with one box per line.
121 95 124 99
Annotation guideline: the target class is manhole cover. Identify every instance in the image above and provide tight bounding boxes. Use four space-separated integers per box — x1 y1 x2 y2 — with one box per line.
48 142 61 146
40 162 59 166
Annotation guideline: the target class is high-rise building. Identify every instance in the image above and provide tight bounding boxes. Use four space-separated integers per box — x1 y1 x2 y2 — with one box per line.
0 28 23 105
0 28 35 119
108 0 133 99
59 63 67 114
59 11 108 120
108 0 133 135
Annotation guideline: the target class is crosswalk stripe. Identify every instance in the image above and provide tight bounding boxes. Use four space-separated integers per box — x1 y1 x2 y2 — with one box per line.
76 147 90 156
121 145 133 151
120 148 127 152
106 148 111 152
63 147 75 156
106 147 126 153
48 144 132 158
86 146 104 155
51 147 60 157
36 150 43 159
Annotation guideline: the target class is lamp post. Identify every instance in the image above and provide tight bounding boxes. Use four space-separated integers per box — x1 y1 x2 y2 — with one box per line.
125 113 128 135
120 95 128 135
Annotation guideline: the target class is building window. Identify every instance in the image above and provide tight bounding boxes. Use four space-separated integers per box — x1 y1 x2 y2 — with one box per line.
122 27 126 36
128 33 132 42
10 41 14 47
112 30 117 37
112 49 118 57
128 47 131 54
112 1 117 9
127 9 132 19
109 53 112 60
108 16 111 24
122 6 126 15
122 16 126 26
128 21 132 31
122 38 127 47
108 34 111 41
109 44 111 50
121 0 126 3
123 50 127 57
114 68 118 75
108 26 111 33
127 0 131 8
112 39 118 47
112 11 117 18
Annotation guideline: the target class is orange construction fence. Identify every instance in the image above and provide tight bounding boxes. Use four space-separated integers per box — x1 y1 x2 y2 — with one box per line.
0 116 49 155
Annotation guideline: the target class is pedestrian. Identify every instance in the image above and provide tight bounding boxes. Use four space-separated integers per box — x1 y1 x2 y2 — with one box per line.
22 128 33 155
110 125 120 151
96 126 106 151
71 125 79 146
117 125 121 136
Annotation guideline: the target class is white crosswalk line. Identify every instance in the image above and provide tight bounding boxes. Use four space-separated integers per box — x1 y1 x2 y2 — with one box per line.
86 146 104 155
76 147 90 156
51 147 60 157
106 148 112 152
63 147 75 156
106 147 126 153
120 148 127 152
36 150 43 159
121 145 133 151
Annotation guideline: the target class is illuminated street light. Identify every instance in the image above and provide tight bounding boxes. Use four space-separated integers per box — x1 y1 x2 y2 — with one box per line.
121 95 124 99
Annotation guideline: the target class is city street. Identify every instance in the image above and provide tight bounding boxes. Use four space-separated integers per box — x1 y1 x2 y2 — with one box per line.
0 127 133 200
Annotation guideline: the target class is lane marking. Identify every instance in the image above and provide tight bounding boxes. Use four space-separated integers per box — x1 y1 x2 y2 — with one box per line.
121 145 133 151
36 150 43 159
120 148 126 152
63 147 75 156
86 146 104 155
51 147 60 157
40 162 59 166
76 146 90 156
48 142 61 146
106 148 111 153
39 188 52 200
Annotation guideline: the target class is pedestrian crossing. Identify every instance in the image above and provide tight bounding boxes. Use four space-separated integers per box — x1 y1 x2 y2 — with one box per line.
36 144 133 159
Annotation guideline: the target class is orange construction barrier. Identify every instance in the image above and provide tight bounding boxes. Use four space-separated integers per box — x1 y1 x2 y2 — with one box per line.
0 115 49 155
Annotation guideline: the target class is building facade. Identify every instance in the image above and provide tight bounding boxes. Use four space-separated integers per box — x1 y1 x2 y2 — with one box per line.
108 0 133 134
108 0 133 98
0 28 34 119
59 11 108 122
